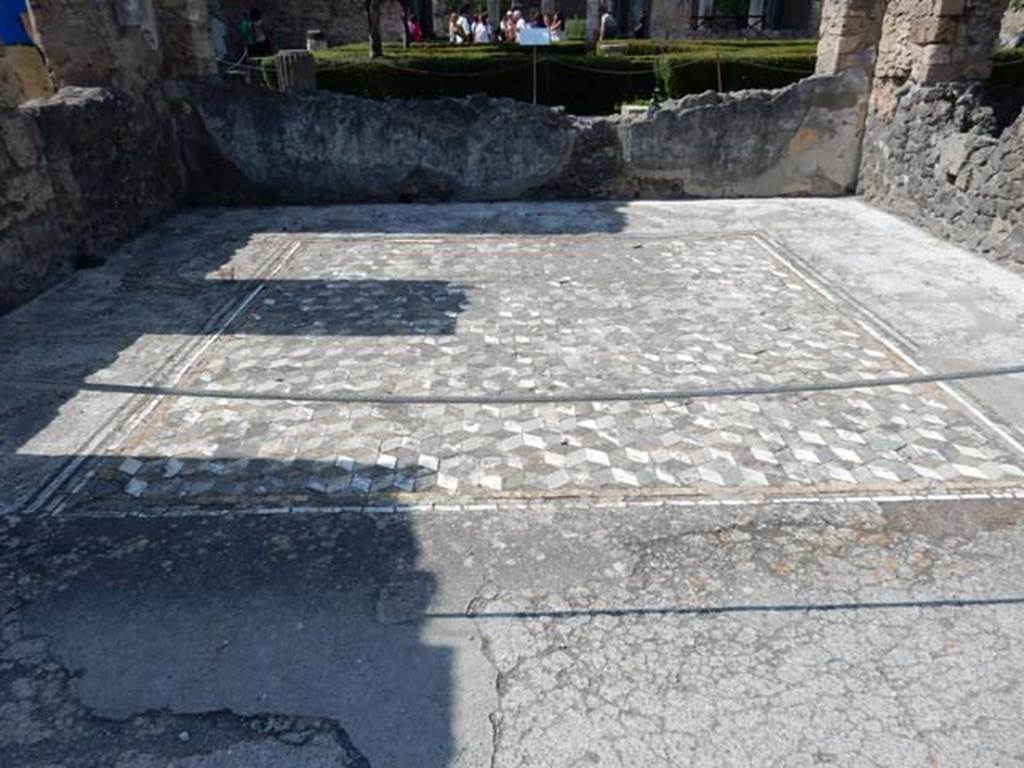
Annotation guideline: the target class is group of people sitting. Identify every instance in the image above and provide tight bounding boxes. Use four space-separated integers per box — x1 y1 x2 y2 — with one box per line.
431 6 567 45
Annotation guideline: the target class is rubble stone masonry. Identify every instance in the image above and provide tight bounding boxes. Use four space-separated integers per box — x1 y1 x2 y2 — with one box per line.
859 81 1024 267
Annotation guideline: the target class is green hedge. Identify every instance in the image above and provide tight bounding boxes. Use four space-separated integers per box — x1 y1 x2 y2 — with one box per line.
259 43 820 114
303 54 656 115
620 38 817 56
990 48 1024 87
655 50 815 97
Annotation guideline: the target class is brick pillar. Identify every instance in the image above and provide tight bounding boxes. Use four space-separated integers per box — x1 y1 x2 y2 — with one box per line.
815 0 886 75
910 0 1009 83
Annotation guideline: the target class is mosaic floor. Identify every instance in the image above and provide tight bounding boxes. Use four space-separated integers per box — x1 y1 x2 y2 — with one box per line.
31 231 1024 514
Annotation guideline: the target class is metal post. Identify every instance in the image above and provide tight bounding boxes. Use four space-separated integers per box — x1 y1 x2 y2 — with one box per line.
533 46 538 104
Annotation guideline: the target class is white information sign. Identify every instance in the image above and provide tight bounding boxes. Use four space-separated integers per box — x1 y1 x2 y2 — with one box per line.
517 27 551 46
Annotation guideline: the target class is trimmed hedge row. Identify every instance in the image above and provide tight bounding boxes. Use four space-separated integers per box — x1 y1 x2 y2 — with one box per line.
260 44 818 114
990 48 1024 87
656 51 815 97
619 38 818 56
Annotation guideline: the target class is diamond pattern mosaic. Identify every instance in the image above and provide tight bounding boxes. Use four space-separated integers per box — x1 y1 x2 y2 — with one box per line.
55 234 1024 513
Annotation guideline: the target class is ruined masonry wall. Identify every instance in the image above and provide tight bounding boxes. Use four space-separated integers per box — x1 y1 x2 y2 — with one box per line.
0 88 185 315
859 83 1024 266
175 69 868 204
27 0 163 93
28 0 215 93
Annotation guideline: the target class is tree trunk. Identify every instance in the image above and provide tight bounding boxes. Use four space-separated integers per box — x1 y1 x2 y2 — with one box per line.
366 0 384 58
401 0 411 49
487 0 500 38
586 0 600 47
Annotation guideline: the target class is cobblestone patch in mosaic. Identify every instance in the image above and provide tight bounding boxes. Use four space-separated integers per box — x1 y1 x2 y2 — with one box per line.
49 234 1024 512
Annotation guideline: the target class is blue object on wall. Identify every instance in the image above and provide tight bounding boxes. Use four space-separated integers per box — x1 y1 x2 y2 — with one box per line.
0 0 33 46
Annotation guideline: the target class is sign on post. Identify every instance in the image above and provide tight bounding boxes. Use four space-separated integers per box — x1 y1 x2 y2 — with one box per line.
517 28 551 46
517 28 551 104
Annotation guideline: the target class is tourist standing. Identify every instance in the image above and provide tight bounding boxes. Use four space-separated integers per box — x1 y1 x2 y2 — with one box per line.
501 11 516 41
632 11 648 38
456 6 473 43
408 14 424 43
241 8 273 57
513 10 526 37
448 12 461 42
598 6 617 40
473 13 493 44
549 12 566 41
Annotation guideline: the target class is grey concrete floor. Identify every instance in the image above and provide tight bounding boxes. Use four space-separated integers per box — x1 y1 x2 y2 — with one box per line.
1 199 1023 767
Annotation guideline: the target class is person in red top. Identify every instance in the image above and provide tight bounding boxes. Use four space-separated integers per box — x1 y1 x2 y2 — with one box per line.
407 14 424 43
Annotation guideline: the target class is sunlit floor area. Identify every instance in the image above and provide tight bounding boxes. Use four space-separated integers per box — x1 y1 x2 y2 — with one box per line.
2 199 1024 767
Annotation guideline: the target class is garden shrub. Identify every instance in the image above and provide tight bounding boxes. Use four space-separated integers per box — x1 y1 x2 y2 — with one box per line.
990 48 1024 87
259 41 818 115
654 49 815 97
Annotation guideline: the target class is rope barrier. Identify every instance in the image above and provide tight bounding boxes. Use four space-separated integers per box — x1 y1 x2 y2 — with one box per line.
541 57 655 76
344 57 535 76
227 51 815 79
728 59 814 74
216 56 265 72
5 362 1024 407
991 57 1024 68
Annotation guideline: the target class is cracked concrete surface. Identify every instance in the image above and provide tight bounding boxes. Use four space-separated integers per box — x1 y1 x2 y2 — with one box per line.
4 498 1024 766
2 200 1024 766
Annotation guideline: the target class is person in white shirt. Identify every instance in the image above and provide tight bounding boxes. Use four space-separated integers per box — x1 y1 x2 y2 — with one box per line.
513 10 526 36
473 13 493 43
457 6 472 43
501 11 515 41
599 6 618 40
549 12 566 42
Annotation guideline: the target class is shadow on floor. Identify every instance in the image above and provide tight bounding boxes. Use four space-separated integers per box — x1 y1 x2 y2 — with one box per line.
0 202 632 766
9 477 453 767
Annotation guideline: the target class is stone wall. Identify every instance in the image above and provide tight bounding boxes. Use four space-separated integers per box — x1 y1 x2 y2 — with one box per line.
851 0 1022 267
859 82 1024 266
172 68 868 203
28 0 163 93
26 0 215 91
0 88 184 315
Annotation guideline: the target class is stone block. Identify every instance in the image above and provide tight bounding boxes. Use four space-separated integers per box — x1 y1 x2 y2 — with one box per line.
307 30 328 51
837 14 866 36
838 34 866 54
912 18 958 45
933 0 965 17
276 50 317 94
1 113 43 169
